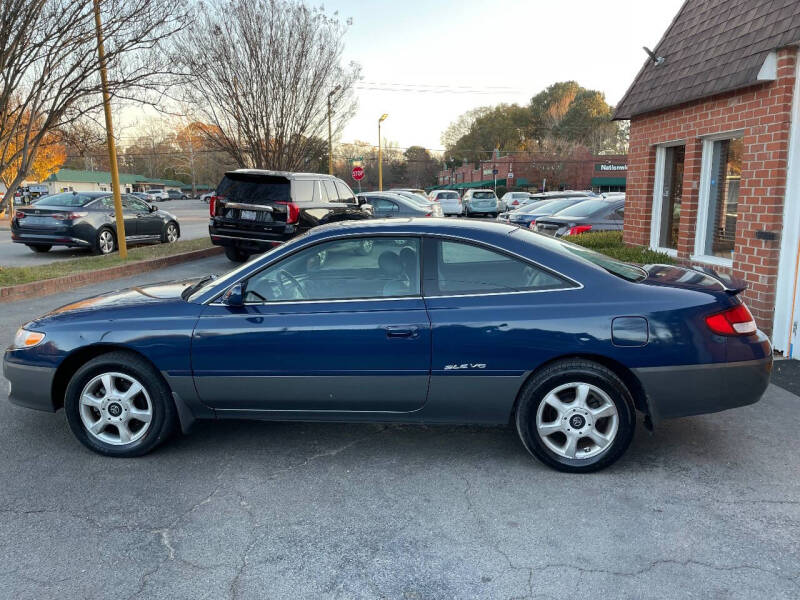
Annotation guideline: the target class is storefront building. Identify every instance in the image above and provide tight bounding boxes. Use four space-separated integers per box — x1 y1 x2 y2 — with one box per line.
615 0 800 356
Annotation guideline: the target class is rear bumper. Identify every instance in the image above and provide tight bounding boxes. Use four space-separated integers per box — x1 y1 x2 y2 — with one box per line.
10 231 91 248
633 357 772 422
3 353 57 412
209 226 292 252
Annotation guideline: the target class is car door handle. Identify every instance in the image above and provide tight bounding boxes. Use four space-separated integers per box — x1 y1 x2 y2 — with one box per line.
385 326 419 339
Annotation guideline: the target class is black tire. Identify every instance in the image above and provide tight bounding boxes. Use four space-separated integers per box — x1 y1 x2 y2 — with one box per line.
162 221 179 244
94 227 116 255
225 246 249 262
27 244 52 253
64 351 178 457
514 359 636 473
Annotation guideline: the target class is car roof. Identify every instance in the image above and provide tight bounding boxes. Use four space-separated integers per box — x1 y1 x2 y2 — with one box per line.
225 169 339 181
48 191 110 197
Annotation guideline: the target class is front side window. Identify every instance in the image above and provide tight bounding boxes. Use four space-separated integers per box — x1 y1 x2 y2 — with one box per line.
426 240 570 295
700 137 742 260
244 237 420 303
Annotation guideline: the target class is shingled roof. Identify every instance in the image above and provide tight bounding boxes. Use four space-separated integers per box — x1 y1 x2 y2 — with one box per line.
613 0 800 120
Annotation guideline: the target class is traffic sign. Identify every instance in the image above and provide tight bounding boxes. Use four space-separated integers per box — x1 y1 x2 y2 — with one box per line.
352 166 365 181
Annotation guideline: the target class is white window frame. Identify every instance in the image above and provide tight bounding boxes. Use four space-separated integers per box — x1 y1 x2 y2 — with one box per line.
691 130 745 268
649 140 685 257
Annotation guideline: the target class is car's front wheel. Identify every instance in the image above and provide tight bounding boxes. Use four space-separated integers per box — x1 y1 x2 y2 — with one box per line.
64 351 178 457
515 359 635 473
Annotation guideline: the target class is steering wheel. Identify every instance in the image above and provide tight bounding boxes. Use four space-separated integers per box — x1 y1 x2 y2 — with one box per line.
278 269 306 299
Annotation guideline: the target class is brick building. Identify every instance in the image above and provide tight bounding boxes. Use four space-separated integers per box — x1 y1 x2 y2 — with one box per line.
437 147 627 192
614 0 800 357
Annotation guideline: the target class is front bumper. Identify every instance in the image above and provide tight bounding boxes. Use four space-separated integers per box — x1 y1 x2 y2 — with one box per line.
633 357 772 422
3 353 57 412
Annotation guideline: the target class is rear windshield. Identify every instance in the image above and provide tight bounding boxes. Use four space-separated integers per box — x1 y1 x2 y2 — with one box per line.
514 228 646 282
216 173 291 204
472 192 496 199
524 198 579 215
34 193 95 207
437 192 459 199
554 199 614 218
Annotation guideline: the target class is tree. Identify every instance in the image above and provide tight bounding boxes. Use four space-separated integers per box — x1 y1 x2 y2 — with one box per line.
554 90 620 153
173 0 361 171
0 117 66 191
404 146 439 189
440 106 491 151
447 104 531 164
0 0 187 209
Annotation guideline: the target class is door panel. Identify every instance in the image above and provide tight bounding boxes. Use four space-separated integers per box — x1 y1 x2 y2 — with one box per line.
127 195 162 236
105 196 139 236
192 298 430 411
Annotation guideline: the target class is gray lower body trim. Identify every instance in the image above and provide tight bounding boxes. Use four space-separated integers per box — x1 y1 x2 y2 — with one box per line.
3 358 57 412
633 357 772 422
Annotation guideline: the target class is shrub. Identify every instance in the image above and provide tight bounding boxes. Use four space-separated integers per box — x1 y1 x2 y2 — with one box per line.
568 231 674 265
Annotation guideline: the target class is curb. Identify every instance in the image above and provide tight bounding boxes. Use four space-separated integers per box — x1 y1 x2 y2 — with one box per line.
0 246 224 304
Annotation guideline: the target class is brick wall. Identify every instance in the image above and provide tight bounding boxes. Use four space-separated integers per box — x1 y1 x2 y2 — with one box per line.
625 47 797 335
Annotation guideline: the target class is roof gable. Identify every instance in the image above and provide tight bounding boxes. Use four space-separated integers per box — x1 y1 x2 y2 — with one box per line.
614 0 800 120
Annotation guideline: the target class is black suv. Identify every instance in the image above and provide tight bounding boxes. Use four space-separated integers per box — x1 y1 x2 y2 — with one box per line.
209 170 372 261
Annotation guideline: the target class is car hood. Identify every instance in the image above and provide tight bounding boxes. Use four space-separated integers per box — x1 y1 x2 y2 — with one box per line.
45 278 201 316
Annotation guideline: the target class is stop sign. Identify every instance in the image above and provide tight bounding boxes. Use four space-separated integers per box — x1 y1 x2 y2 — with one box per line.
352 166 365 181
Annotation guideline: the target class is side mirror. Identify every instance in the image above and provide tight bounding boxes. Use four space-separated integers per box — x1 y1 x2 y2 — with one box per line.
149 204 157 212
222 283 244 306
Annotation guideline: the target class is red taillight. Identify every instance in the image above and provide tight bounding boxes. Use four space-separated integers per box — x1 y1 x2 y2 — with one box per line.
209 195 218 217
277 201 300 224
705 304 757 336
567 225 593 236
49 213 66 220
15 211 25 219
67 212 88 220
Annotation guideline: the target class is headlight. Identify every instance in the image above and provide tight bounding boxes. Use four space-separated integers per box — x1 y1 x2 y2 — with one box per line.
13 328 46 349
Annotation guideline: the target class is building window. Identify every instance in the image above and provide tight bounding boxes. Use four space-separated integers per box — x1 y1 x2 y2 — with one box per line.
695 135 743 264
650 143 685 254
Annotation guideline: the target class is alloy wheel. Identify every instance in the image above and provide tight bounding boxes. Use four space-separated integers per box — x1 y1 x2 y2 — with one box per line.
78 372 153 446
166 223 178 243
98 230 115 254
535 382 619 460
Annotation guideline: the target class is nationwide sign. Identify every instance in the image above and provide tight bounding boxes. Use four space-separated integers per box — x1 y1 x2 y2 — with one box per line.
595 163 627 172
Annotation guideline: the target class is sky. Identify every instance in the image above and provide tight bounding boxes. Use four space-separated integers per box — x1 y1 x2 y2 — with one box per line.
332 0 686 150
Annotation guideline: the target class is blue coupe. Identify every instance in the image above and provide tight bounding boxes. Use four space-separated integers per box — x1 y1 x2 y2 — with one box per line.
4 219 772 472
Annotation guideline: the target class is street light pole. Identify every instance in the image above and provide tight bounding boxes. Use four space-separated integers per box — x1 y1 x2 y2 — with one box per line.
92 0 127 259
327 85 341 175
378 114 388 191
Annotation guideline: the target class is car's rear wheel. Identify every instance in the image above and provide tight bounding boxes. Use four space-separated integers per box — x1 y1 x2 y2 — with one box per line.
224 246 249 262
94 228 116 255
64 351 177 457
162 221 179 244
27 244 52 253
515 359 635 473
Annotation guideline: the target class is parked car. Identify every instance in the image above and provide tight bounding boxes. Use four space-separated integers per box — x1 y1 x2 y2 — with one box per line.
199 192 215 203
428 190 463 216
501 192 534 212
131 192 156 203
357 192 437 218
10 191 180 255
500 197 590 228
168 190 188 200
208 169 372 262
533 198 625 237
389 188 427 199
463 189 500 217
388 190 443 217
148 190 169 201
4 219 772 472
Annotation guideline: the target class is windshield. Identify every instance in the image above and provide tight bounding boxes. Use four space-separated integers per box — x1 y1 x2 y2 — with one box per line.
437 192 459 199
513 228 646 282
34 193 96 207
554 199 614 218
472 192 496 199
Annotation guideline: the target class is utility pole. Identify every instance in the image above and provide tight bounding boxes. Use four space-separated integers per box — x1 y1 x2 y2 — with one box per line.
93 0 126 258
378 114 388 191
327 85 341 175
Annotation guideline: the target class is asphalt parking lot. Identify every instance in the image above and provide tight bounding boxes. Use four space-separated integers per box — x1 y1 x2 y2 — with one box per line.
0 256 798 599
0 199 210 267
